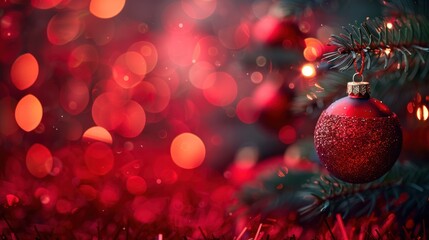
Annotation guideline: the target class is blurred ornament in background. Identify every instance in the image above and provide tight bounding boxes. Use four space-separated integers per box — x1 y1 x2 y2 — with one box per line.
258 83 295 132
252 16 305 48
314 78 402 183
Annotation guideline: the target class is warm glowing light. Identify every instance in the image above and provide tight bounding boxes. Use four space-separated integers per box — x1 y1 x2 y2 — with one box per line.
89 0 126 19
385 48 391 56
203 72 237 106
26 143 53 178
126 176 147 195
386 22 393 29
301 63 316 78
83 126 113 144
303 38 323 61
15 94 43 132
47 13 82 45
84 142 114 175
170 133 206 169
10 53 39 90
416 105 429 121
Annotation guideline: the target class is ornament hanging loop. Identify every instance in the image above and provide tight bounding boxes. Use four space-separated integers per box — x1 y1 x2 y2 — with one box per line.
352 72 364 82
348 51 369 98
353 51 366 76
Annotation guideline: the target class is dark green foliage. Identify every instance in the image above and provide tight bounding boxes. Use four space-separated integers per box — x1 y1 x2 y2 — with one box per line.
299 164 429 222
237 163 429 224
323 16 429 81
293 0 429 114
237 168 315 215
292 70 350 114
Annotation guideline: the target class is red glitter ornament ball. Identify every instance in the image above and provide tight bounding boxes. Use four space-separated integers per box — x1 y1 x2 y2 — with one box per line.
314 81 402 183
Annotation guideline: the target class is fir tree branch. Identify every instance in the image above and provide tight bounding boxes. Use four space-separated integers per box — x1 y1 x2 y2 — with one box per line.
292 63 429 115
323 16 429 77
237 163 429 226
292 70 350 114
299 164 429 222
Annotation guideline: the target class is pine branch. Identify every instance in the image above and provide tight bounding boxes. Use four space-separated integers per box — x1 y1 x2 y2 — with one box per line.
299 163 429 222
293 15 429 114
323 16 429 79
292 62 429 115
292 70 350 114
237 163 429 226
237 169 316 215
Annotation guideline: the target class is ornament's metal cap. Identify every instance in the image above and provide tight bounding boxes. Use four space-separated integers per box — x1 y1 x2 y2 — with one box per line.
347 81 370 98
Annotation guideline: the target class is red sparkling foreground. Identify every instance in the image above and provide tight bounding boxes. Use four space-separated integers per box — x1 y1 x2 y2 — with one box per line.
0 0 323 238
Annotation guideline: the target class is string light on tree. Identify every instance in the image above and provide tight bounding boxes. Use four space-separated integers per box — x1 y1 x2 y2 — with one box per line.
416 105 429 121
386 22 393 29
301 63 316 78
